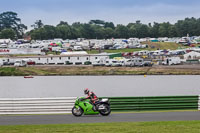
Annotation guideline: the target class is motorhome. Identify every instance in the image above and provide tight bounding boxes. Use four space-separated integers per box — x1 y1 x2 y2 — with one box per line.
162 57 181 65
131 58 144 66
124 58 144 67
2 58 15 65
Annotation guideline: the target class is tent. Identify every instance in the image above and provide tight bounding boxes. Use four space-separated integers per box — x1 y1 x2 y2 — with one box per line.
49 43 58 46
56 42 62 47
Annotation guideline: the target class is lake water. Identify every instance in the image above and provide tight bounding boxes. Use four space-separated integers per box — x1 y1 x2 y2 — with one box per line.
0 75 200 98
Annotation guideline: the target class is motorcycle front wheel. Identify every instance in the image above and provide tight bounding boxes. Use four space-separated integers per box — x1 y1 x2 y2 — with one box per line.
72 106 83 117
99 104 111 116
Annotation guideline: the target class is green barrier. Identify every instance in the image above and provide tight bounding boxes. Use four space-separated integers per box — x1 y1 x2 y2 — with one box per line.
102 95 199 111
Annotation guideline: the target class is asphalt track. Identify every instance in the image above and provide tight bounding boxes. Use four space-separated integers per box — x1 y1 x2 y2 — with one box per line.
0 111 200 125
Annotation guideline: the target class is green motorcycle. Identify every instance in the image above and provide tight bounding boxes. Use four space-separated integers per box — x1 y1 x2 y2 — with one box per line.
72 97 111 117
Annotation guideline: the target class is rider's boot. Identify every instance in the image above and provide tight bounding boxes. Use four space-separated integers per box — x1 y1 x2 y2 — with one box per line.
92 103 98 111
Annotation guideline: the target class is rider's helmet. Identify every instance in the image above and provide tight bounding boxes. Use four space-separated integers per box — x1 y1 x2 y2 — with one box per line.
84 88 89 95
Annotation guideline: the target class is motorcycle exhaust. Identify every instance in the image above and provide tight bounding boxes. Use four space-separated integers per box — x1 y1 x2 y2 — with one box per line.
98 105 106 110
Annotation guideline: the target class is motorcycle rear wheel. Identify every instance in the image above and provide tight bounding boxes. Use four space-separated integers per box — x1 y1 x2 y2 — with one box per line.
99 104 111 116
72 106 83 117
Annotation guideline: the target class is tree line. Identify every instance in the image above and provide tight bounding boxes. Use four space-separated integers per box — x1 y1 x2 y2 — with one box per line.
1 11 200 40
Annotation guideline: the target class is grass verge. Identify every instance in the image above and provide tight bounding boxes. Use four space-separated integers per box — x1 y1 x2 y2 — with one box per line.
0 121 200 133
0 66 200 76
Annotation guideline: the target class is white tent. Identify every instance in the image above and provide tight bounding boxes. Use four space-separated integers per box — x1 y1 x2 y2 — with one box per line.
184 51 200 59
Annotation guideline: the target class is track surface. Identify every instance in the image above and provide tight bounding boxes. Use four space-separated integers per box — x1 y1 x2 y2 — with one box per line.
0 111 200 125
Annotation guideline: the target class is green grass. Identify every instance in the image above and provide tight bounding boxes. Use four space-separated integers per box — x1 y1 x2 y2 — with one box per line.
1 65 200 76
0 67 25 76
46 51 61 55
0 121 200 133
150 42 182 50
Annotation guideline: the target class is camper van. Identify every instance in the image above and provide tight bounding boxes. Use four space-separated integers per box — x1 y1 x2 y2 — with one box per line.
162 57 181 65
124 58 144 67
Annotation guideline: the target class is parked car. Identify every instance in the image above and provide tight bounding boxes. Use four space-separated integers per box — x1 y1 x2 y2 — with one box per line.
75 62 82 65
84 61 92 65
27 60 36 65
65 61 73 65
141 61 153 67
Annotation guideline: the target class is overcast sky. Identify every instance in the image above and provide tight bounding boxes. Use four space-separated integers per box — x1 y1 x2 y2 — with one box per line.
1 0 200 30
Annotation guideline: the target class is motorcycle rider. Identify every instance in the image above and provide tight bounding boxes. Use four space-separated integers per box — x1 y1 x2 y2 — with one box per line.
83 88 99 111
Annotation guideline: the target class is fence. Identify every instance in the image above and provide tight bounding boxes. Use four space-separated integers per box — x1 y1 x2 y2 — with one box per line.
0 95 199 114
109 95 199 111
199 95 200 111
0 97 76 114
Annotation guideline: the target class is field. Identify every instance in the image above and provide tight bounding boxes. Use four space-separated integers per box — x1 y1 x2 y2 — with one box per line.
86 42 190 54
0 121 200 133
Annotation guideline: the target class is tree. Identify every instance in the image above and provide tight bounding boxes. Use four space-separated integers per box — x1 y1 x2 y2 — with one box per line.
92 25 105 39
0 11 20 30
31 20 44 29
115 24 129 38
150 22 160 38
137 24 149 38
57 21 68 26
89 20 105 26
0 11 27 38
128 25 137 37
104 22 115 29
82 24 95 38
104 27 114 39
158 22 171 37
0 28 16 39
56 25 73 39
168 25 177 37
127 21 149 38
29 17 200 40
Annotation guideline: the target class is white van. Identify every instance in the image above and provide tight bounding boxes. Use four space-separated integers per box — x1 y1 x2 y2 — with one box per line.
93 60 105 66
14 60 27 67
0 59 3 66
105 59 121 67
